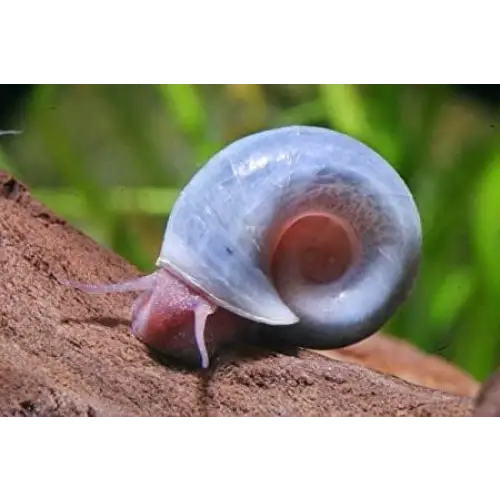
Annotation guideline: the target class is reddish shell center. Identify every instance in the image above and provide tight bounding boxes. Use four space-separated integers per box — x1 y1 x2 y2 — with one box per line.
270 212 361 284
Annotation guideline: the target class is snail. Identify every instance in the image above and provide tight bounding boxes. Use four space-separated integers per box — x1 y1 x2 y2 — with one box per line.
68 125 422 369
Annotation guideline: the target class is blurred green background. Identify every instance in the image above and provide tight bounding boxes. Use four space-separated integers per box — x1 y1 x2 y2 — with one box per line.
1 84 499 382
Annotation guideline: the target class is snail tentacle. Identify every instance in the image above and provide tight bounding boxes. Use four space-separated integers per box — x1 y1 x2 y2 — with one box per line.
62 272 159 294
194 303 217 369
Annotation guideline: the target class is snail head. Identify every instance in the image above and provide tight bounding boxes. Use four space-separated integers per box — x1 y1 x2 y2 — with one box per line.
64 269 245 369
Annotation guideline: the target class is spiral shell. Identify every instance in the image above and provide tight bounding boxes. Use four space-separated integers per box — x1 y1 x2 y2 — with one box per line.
157 126 421 349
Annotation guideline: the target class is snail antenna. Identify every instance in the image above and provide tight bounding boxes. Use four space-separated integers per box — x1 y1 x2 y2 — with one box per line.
194 303 217 369
0 130 22 136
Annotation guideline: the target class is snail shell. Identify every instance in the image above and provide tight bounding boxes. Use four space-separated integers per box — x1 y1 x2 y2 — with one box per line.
159 126 421 345
69 125 422 368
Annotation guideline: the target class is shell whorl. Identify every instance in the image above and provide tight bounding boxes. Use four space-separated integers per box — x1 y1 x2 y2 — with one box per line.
157 126 422 349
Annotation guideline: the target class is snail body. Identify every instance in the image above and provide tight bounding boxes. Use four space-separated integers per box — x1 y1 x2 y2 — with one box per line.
71 126 422 369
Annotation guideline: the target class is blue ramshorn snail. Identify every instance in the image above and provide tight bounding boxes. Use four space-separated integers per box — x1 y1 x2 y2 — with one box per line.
69 126 422 369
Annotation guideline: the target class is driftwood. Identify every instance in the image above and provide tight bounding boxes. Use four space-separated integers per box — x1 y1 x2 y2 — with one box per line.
0 171 477 416
473 369 500 416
